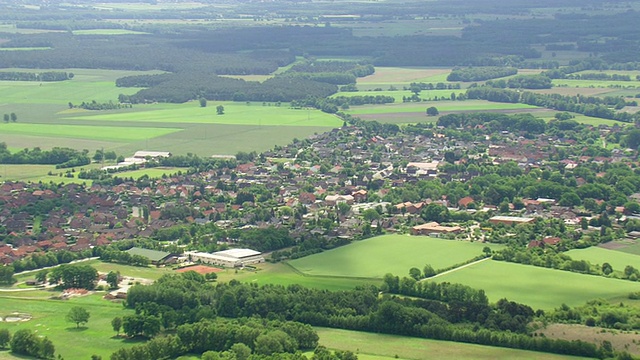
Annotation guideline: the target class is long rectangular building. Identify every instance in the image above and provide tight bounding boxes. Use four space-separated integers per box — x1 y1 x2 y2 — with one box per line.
185 248 264 268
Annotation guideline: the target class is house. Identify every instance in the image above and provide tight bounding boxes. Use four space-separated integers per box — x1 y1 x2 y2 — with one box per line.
458 196 475 209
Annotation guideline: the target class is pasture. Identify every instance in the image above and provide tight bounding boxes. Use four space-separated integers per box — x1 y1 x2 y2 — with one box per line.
428 260 640 310
565 247 640 273
72 29 150 35
288 235 502 279
313 327 589 360
0 294 136 360
346 100 539 116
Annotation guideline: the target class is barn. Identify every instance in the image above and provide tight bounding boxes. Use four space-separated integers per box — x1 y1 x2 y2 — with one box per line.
185 248 264 268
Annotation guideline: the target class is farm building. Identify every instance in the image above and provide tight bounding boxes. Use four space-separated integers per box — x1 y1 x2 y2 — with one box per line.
126 247 178 265
185 248 264 268
411 222 462 236
489 216 536 226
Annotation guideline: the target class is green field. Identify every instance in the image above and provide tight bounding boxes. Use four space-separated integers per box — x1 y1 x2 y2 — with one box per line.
565 247 640 272
216 262 378 291
314 328 589 360
429 260 640 310
618 242 640 256
66 102 341 127
0 123 180 142
112 167 186 180
288 235 502 279
0 294 136 360
346 100 539 116
552 79 639 89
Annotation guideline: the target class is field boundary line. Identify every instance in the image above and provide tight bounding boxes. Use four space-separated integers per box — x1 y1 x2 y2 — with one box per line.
282 262 381 281
421 257 491 281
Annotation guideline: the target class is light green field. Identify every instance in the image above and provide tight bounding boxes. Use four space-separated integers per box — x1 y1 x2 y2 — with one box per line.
0 294 136 360
65 102 342 127
216 262 378 291
429 260 640 310
563 115 627 126
0 123 181 142
112 167 186 180
565 247 640 272
72 29 150 35
346 100 538 115
0 47 51 51
314 328 589 360
288 235 502 279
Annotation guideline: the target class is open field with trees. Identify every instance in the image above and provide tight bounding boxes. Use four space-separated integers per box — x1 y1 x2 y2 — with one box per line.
565 247 640 275
429 260 640 310
288 235 502 279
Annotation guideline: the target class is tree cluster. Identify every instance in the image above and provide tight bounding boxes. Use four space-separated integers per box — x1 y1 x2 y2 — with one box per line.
8 329 55 359
0 71 71 82
0 143 90 167
446 67 517 82
48 264 98 290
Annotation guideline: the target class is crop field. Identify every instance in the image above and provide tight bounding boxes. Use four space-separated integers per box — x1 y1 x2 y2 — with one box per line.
356 67 452 89
288 235 503 279
0 294 137 360
429 260 640 310
313 328 589 360
0 123 181 142
0 164 102 185
346 100 539 116
552 79 640 89
565 247 640 273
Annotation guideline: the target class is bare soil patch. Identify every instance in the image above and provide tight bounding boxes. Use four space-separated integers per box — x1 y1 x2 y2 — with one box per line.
537 323 640 355
359 67 451 84
176 265 223 275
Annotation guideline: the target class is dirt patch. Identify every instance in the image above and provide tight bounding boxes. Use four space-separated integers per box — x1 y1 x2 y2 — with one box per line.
359 68 451 84
599 238 638 250
0 312 32 322
536 323 640 355
176 265 222 275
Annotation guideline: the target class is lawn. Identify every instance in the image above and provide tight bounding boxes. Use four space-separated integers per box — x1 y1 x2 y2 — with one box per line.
112 167 186 180
313 327 589 360
0 294 137 360
288 235 502 279
565 247 640 273
428 260 640 310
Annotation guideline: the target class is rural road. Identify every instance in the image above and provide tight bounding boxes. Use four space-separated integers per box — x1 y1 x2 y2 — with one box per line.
420 257 491 281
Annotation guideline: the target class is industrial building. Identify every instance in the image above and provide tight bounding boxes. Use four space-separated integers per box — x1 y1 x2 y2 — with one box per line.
185 248 264 268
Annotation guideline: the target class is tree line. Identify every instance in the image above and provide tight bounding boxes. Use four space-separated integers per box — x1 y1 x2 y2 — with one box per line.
0 71 72 82
446 67 518 82
0 143 90 168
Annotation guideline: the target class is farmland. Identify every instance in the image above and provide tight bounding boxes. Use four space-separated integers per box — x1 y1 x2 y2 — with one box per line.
565 247 640 273
288 235 502 279
428 260 640 310
313 328 590 360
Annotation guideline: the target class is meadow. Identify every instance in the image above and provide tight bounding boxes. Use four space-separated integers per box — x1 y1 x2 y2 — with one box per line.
428 260 640 310
71 29 151 35
565 247 640 273
345 100 539 116
313 327 590 360
288 235 502 279
0 294 137 360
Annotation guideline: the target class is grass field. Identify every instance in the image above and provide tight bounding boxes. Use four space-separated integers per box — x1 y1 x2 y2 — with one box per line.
0 294 136 360
357 67 452 86
0 123 181 142
565 247 640 273
313 328 589 360
112 167 186 180
552 79 639 89
346 100 539 116
618 242 640 256
288 235 502 279
429 260 640 310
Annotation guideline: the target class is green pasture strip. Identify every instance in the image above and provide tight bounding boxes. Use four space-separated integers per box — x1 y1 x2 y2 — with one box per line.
65 102 342 127
112 167 186 180
313 327 589 360
566 115 628 126
288 235 503 279
216 262 378 291
0 163 101 185
0 294 136 360
72 29 151 35
0 123 181 142
428 260 640 310
573 70 640 77
0 80 137 105
552 79 639 88
346 101 538 115
565 247 640 272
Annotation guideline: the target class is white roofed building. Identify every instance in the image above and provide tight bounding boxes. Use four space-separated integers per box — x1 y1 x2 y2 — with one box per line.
185 248 264 268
